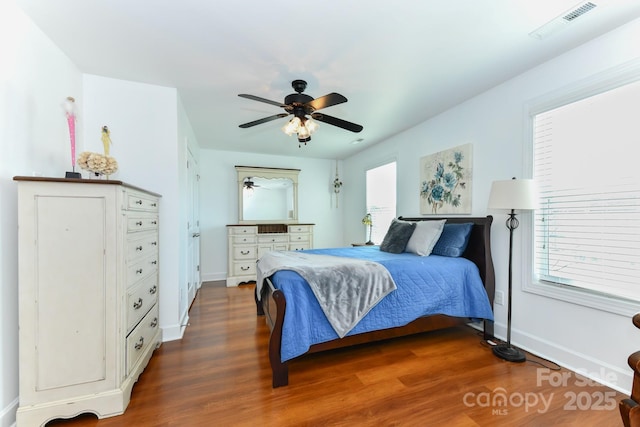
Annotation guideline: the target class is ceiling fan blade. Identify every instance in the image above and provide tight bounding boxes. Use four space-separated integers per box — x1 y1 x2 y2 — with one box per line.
311 113 363 133
305 93 348 111
238 94 287 108
239 113 289 128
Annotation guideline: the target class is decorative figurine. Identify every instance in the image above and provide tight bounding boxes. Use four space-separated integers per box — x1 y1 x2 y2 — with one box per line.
101 125 112 156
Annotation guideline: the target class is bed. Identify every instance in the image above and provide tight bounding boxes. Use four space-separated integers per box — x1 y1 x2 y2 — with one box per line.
255 216 496 388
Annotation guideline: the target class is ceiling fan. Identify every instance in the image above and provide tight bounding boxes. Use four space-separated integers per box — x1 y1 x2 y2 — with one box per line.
243 177 260 190
238 79 363 146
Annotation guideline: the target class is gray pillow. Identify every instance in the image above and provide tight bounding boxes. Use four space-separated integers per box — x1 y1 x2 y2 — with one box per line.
405 219 446 256
380 219 416 254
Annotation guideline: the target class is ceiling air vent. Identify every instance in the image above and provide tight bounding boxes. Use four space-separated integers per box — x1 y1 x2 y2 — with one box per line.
529 2 598 40
563 2 597 22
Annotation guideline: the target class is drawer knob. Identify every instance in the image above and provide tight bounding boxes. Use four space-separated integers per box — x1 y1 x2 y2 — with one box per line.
150 317 158 328
134 336 145 350
151 220 157 225
136 221 143 226
136 268 143 274
151 241 157 246
135 200 143 205
133 298 143 309
136 246 143 251
149 285 157 294
151 260 157 265
151 202 157 207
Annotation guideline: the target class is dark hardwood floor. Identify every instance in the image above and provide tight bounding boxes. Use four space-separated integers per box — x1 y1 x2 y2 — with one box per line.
47 282 626 426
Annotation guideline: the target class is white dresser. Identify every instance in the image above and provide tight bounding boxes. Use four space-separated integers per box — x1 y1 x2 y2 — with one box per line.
14 177 162 426
226 223 314 287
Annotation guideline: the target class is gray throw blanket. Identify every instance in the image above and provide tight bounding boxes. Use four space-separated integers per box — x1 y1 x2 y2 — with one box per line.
256 251 397 338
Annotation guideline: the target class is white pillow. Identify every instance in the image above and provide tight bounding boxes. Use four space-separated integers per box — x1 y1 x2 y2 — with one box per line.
405 220 446 256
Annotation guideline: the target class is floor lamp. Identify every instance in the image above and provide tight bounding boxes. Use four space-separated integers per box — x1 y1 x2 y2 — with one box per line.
488 177 536 363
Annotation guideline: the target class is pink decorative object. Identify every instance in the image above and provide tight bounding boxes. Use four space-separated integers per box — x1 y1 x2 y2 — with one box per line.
63 97 78 174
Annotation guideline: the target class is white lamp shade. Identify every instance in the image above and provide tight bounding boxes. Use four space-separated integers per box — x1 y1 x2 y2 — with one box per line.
488 178 536 211
305 118 319 134
282 117 301 135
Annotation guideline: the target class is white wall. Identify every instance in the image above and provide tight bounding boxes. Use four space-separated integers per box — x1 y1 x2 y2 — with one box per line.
82 74 193 342
343 17 640 394
199 150 345 281
0 1 83 425
177 96 201 328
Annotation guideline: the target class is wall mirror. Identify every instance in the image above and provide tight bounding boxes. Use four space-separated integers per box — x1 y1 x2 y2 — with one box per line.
236 166 300 224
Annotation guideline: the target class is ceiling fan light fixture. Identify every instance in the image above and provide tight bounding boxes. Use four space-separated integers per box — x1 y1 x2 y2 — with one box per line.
297 123 311 139
282 116 318 143
305 118 319 134
282 117 301 135
243 180 255 196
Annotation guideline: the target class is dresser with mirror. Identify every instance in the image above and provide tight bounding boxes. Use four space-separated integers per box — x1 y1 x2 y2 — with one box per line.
226 166 314 286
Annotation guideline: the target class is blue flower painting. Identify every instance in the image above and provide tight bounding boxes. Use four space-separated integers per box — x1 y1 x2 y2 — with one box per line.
420 144 472 214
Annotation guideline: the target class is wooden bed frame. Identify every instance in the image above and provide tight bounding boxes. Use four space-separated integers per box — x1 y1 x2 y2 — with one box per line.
255 216 496 388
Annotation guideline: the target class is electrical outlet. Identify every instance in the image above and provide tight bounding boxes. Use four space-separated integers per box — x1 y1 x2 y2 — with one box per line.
495 290 505 306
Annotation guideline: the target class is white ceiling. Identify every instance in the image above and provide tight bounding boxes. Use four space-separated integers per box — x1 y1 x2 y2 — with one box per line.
17 0 640 159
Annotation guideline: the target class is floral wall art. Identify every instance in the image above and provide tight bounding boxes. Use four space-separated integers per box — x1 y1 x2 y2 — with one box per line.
420 143 472 214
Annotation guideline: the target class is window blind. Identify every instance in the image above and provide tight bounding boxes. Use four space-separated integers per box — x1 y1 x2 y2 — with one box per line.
532 82 640 302
366 161 397 244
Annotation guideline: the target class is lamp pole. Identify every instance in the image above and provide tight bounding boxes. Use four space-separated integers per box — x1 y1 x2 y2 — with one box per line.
492 208 526 362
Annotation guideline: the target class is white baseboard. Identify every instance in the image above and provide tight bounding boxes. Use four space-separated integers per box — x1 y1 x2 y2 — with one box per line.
161 319 187 342
1 397 18 427
490 321 632 395
201 272 226 283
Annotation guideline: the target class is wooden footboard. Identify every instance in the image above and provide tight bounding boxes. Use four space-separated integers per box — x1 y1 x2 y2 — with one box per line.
256 215 496 388
258 278 289 387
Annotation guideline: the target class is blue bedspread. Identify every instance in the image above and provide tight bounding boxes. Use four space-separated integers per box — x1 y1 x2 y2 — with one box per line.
269 246 494 362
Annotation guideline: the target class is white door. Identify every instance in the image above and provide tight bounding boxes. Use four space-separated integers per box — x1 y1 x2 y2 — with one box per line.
186 148 201 307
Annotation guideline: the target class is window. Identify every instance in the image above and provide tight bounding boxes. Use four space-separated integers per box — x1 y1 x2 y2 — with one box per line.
366 161 396 244
530 74 640 309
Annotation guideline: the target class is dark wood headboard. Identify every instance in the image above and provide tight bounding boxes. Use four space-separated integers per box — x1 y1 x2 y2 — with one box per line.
398 216 495 311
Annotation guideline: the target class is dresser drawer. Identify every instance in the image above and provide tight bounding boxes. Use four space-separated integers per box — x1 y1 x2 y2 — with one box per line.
232 261 256 276
228 226 258 235
289 233 310 244
290 243 311 251
126 276 159 333
126 304 159 374
125 191 159 212
126 233 159 263
233 245 256 260
233 235 257 244
288 225 311 234
258 234 288 244
126 254 159 287
126 215 159 233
